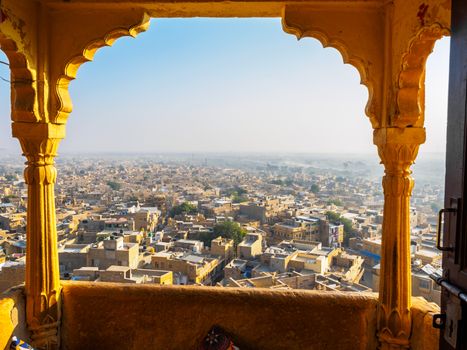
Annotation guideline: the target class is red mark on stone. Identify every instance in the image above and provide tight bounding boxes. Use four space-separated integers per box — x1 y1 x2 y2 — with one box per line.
417 3 429 26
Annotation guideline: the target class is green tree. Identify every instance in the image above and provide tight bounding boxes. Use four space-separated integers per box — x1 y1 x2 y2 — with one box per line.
107 181 121 191
325 211 341 222
224 186 247 196
4 174 16 181
231 191 248 203
198 231 215 247
169 202 198 218
235 187 247 195
310 184 320 194
2 195 17 203
212 221 247 247
327 198 343 206
270 179 283 185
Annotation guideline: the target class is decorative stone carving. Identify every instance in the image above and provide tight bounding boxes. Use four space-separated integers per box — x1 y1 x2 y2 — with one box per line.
395 24 450 128
282 4 384 129
0 2 452 350
52 11 150 124
12 122 65 349
0 0 38 123
374 127 425 350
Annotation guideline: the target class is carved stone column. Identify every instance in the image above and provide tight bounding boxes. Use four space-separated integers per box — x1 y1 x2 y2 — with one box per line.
12 122 65 349
374 127 425 349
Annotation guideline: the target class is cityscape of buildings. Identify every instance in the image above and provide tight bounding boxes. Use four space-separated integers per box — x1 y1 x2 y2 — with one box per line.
0 153 444 304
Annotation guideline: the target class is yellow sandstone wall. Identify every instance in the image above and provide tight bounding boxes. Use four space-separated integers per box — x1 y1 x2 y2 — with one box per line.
60 282 379 350
0 287 29 350
0 284 441 350
411 297 440 350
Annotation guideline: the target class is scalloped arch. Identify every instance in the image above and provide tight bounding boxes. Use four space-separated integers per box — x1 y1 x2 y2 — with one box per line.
281 19 377 129
0 34 37 122
53 13 150 124
394 23 450 128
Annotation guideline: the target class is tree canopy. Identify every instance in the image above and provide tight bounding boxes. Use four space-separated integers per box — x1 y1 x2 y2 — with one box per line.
310 184 320 194
214 221 246 246
169 202 198 218
107 181 121 191
200 221 247 247
327 198 343 206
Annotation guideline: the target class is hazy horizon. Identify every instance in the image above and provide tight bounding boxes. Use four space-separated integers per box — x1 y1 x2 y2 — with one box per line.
0 18 450 156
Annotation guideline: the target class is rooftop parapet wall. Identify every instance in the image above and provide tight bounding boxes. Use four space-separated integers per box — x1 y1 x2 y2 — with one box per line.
0 285 440 350
0 287 29 350
61 281 379 350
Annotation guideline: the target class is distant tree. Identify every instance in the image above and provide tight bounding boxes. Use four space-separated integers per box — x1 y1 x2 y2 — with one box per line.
231 191 248 204
325 211 341 222
235 187 247 195
199 231 215 247
212 221 247 247
270 179 284 186
4 174 15 181
107 181 121 191
169 202 198 218
2 195 17 203
224 186 247 196
128 195 139 202
310 184 320 194
327 198 343 206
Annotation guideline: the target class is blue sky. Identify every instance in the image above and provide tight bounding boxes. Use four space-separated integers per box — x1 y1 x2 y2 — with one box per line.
0 18 450 155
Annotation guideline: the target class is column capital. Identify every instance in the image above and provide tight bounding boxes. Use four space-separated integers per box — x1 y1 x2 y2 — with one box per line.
374 127 425 176
12 122 65 185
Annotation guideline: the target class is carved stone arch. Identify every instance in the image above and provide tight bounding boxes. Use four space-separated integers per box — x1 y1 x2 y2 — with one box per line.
394 24 450 128
52 12 150 124
281 5 384 129
281 22 376 128
0 33 37 123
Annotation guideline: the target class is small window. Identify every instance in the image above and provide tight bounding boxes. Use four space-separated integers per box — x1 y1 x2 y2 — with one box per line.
419 279 430 290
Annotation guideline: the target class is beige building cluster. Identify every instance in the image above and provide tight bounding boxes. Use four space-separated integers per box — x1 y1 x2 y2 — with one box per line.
59 236 140 274
72 265 173 285
152 252 222 285
222 237 365 291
